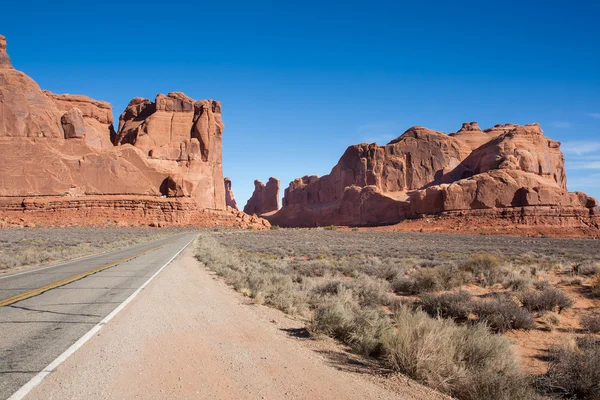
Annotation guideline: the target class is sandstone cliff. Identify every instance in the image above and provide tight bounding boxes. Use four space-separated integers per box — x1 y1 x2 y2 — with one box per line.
243 178 280 215
0 35 267 228
267 123 598 228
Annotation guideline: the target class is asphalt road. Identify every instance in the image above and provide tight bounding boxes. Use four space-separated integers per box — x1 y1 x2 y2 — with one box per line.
0 232 197 400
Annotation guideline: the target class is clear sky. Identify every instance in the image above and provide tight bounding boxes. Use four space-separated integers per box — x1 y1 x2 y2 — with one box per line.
1 1 599 204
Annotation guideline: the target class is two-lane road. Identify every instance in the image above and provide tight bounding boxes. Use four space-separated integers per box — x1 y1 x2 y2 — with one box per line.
0 232 197 400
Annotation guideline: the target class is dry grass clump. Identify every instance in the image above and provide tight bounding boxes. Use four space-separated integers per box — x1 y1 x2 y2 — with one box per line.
539 336 600 399
460 254 506 286
309 288 392 356
581 313 600 334
383 306 537 400
312 275 392 307
519 287 574 313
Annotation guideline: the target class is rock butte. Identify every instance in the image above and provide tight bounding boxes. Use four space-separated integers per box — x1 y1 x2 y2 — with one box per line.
243 178 280 216
0 35 269 229
263 122 599 231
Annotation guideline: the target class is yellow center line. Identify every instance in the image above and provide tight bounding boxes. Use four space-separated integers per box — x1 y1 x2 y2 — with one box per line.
0 238 180 307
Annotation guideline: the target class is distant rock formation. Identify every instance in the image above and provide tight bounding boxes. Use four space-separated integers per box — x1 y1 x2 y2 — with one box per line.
224 177 238 210
0 34 268 229
266 123 598 228
244 178 280 215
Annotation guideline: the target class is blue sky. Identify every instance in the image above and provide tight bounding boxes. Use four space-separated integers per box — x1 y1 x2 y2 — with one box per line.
1 1 599 204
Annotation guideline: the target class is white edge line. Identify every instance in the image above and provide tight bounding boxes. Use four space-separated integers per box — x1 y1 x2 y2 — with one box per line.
7 234 197 400
0 233 189 280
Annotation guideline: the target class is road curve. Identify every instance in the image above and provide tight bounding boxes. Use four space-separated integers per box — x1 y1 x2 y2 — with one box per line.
0 232 197 400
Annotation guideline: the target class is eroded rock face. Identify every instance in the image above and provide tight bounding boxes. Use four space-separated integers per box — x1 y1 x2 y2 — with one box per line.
244 177 280 215
61 108 86 139
0 34 227 223
45 91 115 149
267 122 598 228
224 177 238 210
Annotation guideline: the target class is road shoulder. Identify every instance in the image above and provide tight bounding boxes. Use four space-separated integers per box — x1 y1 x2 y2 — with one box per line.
27 243 445 400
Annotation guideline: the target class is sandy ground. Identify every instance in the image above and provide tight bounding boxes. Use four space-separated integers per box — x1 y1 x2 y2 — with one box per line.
27 243 446 400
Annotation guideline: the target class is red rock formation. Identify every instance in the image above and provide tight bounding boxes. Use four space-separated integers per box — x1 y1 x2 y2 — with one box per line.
0 35 10 68
224 178 238 210
268 123 598 229
44 91 115 149
244 178 280 215
0 35 268 228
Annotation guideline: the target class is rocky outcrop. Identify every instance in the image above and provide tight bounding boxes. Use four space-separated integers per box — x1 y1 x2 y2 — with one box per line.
0 34 243 227
111 92 225 208
224 178 238 210
0 35 10 68
44 91 115 149
267 123 598 228
244 178 280 215
61 108 86 139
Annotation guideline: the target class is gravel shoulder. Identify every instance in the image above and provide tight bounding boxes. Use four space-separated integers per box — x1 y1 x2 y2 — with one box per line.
27 242 445 400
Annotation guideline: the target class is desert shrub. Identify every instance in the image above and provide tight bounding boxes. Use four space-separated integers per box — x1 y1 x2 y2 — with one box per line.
312 275 391 307
323 225 337 231
502 270 532 291
574 262 599 276
350 274 392 307
460 254 505 286
310 289 393 356
262 274 307 314
419 291 473 322
396 265 472 294
410 268 443 292
533 280 551 290
592 275 600 298
539 336 600 399
390 274 415 293
382 306 535 400
435 265 473 289
520 287 573 313
290 258 332 277
474 297 535 332
581 314 600 334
